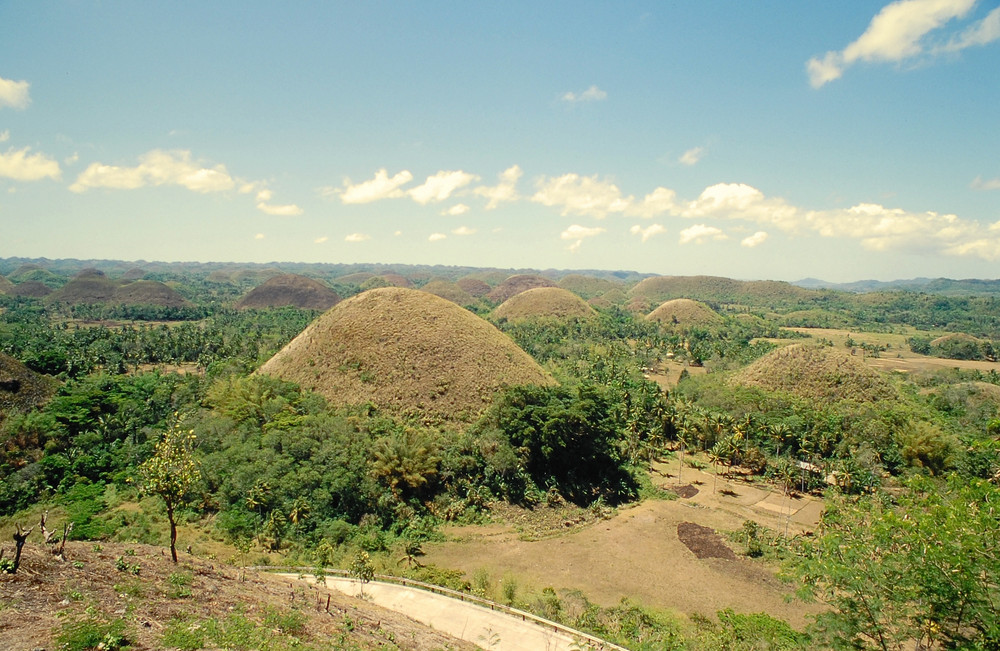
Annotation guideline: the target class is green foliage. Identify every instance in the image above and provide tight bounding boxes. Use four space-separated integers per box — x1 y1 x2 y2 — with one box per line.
136 422 201 562
700 609 807 650
57 607 130 651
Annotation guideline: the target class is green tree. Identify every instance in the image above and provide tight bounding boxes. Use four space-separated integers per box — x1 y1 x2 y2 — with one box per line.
349 549 375 596
136 422 201 563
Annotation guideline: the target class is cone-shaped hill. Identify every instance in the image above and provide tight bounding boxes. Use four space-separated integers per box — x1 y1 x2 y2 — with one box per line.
236 274 341 310
258 287 555 421
486 274 556 303
0 275 14 294
420 280 474 306
493 287 596 322
47 269 118 304
630 275 821 308
557 274 618 300
731 344 897 402
1 352 58 420
647 298 723 327
113 280 190 308
9 281 52 298
457 277 491 297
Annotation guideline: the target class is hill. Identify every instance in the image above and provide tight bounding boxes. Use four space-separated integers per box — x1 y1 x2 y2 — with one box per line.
235 274 341 310
420 280 474 306
259 288 554 421
114 280 191 308
493 287 596 321
0 540 471 651
456 277 491 297
631 275 822 309
8 281 53 299
0 275 13 294
486 274 557 303
0 352 57 420
646 298 723 327
731 344 898 402
557 274 619 300
46 269 118 304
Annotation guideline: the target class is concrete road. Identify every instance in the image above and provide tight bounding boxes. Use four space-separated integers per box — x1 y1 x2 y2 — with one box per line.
280 574 610 650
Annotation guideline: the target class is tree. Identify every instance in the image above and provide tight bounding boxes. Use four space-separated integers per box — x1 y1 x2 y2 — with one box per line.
136 422 201 563
793 476 1000 649
349 549 375 596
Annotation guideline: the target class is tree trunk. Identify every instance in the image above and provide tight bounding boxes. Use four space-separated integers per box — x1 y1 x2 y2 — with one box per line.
167 504 178 563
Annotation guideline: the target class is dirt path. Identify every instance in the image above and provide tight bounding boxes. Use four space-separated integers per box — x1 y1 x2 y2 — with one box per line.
423 466 824 629
282 575 615 651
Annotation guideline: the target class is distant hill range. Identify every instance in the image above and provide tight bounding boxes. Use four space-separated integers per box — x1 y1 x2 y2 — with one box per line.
794 277 1000 295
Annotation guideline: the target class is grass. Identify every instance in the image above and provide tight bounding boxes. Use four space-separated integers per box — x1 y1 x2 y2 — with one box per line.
647 298 723 327
492 287 595 321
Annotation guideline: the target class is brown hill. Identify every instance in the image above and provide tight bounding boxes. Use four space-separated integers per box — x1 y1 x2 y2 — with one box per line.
486 274 557 303
337 272 376 285
494 287 596 321
0 275 13 294
236 274 341 310
630 275 820 307
930 332 981 347
47 269 118 304
647 298 723 327
420 280 474 306
232 267 285 285
113 280 190 308
380 273 414 288
557 274 618 300
206 269 235 284
457 277 491 297
258 287 554 422
589 288 628 309
121 267 148 281
9 281 53 298
0 352 57 420
731 344 897 402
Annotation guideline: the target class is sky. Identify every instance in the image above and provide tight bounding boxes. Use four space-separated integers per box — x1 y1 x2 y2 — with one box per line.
1 1 999 282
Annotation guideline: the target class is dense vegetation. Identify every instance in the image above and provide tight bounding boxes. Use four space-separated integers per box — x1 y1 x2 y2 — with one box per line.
3 259 1000 649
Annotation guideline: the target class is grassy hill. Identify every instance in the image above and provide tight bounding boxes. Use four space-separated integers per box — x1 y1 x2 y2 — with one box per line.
419 280 474 306
0 352 58 420
486 274 557 303
557 274 620 300
258 287 555 422
493 287 596 321
631 275 823 310
235 274 341 310
647 298 723 327
114 280 191 308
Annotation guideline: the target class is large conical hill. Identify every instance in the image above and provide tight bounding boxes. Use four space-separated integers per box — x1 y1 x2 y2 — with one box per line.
493 287 596 321
0 352 58 420
647 298 723 327
258 287 555 421
486 274 556 303
731 344 897 402
47 269 118 304
236 274 341 310
114 280 190 307
420 280 474 306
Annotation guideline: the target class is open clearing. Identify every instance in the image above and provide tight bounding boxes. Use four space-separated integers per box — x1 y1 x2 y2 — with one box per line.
422 462 824 629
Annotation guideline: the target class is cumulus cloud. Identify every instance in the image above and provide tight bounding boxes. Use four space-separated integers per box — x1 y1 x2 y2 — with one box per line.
741 231 769 248
256 202 303 216
345 233 371 243
533 174 632 218
681 183 799 231
561 223 606 252
679 147 705 166
630 223 667 242
971 175 1000 190
626 187 678 219
474 165 522 209
806 0 998 88
428 232 447 242
314 236 328 244
334 168 413 204
254 233 265 240
69 149 234 193
409 170 479 204
562 85 607 102
679 224 727 245
0 130 8 142
256 188 273 202
0 76 30 110
443 203 470 216
0 146 61 181
452 226 476 236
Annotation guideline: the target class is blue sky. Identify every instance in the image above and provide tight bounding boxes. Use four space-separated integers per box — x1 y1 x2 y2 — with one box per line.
1 1 998 282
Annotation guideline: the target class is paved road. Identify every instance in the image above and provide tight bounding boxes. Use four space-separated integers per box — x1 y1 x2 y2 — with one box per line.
280 574 603 650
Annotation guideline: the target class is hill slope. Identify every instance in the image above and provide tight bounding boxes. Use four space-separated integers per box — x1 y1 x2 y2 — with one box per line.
259 288 554 421
486 274 557 303
236 274 341 310
0 352 58 420
494 287 596 321
647 298 723 327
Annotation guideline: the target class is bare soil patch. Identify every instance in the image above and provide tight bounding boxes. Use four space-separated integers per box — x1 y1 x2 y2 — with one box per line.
677 522 737 560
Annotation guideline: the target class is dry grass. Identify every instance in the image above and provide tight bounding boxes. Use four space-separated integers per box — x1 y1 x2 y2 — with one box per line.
731 343 898 402
556 274 618 300
0 352 58 418
646 298 723 327
930 332 981 347
0 540 472 651
456 277 491 297
235 274 341 310
259 287 555 422
47 270 118 304
485 274 556 303
493 287 595 322
0 275 14 294
335 272 376 285
9 282 52 298
630 275 819 306
419 280 474 306
114 281 190 308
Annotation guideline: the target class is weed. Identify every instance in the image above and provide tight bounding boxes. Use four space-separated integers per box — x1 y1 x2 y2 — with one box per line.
167 571 193 598
114 555 141 575
57 608 130 651
114 580 144 598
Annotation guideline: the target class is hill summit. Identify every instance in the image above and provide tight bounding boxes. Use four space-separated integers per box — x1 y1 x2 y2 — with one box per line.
259 287 554 421
493 287 596 321
235 274 341 310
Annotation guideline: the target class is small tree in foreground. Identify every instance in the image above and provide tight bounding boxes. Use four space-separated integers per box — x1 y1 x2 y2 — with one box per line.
349 550 375 596
137 422 200 563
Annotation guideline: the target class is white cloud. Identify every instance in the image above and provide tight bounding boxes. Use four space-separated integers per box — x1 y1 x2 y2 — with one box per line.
0 76 30 110
69 149 234 193
254 233 265 240
625 187 678 219
256 188 273 202
443 203 470 216
314 236 328 244
971 175 1000 190
562 85 607 103
428 232 447 242
630 223 667 242
335 168 413 204
474 165 522 209
561 224 606 251
937 5 1000 52
0 130 8 142
409 170 479 204
0 147 61 181
679 147 705 166
807 0 980 88
345 233 371 243
741 231 769 248
64 152 79 165
256 202 303 216
679 224 727 245
533 174 632 218
452 226 476 236
681 183 799 231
